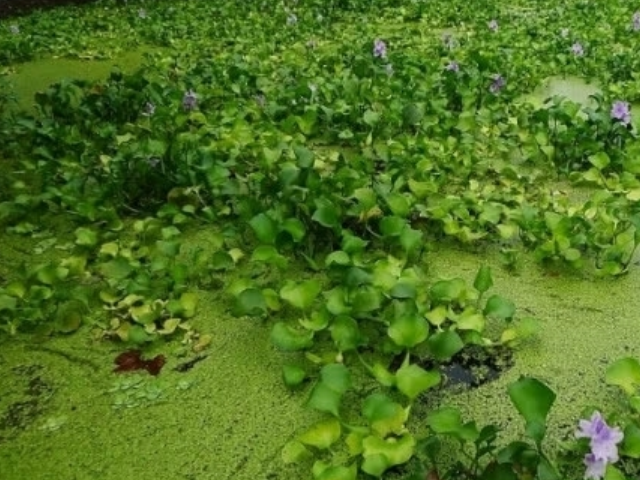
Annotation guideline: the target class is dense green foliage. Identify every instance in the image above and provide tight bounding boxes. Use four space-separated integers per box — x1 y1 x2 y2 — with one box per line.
2 0 640 478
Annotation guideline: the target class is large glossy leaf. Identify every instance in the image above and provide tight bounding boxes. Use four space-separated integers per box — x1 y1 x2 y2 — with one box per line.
605 357 640 395
395 364 441 400
271 322 314 351
280 279 322 310
508 377 555 445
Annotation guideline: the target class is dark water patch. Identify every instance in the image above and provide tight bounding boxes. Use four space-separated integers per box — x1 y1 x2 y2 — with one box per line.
388 345 514 392
0 363 54 441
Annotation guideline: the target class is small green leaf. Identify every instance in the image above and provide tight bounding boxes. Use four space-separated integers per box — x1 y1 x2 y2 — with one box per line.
234 288 268 316
74 227 99 247
283 364 307 388
307 383 342 417
271 322 314 351
299 418 341 449
473 266 493 294
361 434 416 477
396 364 441 400
281 218 306 242
622 423 640 458
362 393 408 437
484 295 516 320
282 441 311 465
605 357 640 395
388 314 429 348
589 152 611 170
313 462 357 480
330 315 361 351
312 199 340 229
280 279 322 310
427 330 464 361
249 213 278 244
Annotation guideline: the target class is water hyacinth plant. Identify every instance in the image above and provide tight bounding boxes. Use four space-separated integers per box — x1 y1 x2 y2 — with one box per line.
2 0 640 478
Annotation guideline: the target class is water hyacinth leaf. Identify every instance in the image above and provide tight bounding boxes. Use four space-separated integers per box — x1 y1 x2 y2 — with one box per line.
388 314 429 348
74 227 99 247
508 377 555 445
342 234 368 254
251 245 289 269
473 266 493 294
389 282 416 299
330 315 361 351
99 242 119 258
484 295 516 320
321 363 352 393
399 226 423 255
55 309 82 333
5 281 26 299
312 199 340 229
280 279 322 310
293 145 315 168
395 364 441 400
307 383 342 417
430 278 466 303
362 393 408 437
589 152 610 170
99 257 133 281
370 363 396 387
455 308 486 332
312 462 357 480
210 251 234 271
281 218 306 242
325 251 351 267
299 418 341 449
425 305 448 327
351 286 382 314
324 287 351 315
249 213 278 244
603 466 626 480
385 193 410 218
282 364 307 388
29 286 53 302
0 294 17 311
345 431 366 456
281 440 311 465
605 357 640 395
35 264 69 285
234 288 268 316
363 109 380 127
299 308 330 331
379 216 406 237
479 462 518 480
361 434 416 477
622 423 640 458
271 322 314 351
427 330 464 361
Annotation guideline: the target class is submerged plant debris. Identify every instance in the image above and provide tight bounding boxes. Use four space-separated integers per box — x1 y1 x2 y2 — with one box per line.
113 350 166 376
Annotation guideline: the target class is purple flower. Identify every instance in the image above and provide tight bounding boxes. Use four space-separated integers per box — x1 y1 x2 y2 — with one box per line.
287 13 297 25
142 102 155 117
446 60 460 72
373 39 387 58
611 100 631 126
583 454 607 480
9 24 19 35
138 8 147 19
633 12 640 31
182 89 198 111
576 411 624 477
489 74 505 94
488 19 498 32
571 42 584 56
